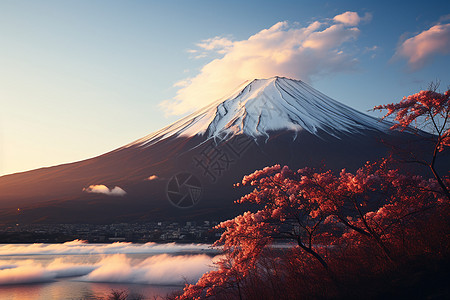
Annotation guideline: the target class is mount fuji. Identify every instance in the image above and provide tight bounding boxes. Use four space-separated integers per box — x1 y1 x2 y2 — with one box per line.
127 77 390 146
0 77 424 224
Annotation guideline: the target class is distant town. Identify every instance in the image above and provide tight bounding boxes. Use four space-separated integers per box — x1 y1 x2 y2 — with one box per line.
0 221 222 244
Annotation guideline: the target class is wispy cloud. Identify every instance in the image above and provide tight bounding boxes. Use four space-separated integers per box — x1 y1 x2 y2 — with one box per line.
161 12 369 115
83 185 127 196
364 45 379 59
195 36 234 54
395 22 450 70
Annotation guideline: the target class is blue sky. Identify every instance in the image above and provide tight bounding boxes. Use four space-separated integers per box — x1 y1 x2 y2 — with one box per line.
0 0 449 175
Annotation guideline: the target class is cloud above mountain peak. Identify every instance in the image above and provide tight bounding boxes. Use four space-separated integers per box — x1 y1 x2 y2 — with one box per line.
161 12 369 115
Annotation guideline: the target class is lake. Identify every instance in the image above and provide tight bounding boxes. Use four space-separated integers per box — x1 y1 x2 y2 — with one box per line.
0 241 218 299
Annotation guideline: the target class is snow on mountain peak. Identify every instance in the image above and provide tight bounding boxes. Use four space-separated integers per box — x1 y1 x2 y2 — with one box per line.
128 77 391 148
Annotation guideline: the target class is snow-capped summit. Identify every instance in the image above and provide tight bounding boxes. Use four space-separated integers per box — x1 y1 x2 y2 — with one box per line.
1 76 418 224
129 77 390 148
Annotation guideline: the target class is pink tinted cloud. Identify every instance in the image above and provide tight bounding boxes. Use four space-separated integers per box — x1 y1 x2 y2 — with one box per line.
396 23 450 70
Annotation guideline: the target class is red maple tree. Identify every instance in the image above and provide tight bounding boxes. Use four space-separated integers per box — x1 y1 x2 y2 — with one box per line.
177 87 450 300
374 86 450 200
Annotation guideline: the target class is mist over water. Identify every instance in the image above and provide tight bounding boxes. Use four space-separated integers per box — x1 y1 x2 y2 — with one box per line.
0 241 218 299
0 240 214 256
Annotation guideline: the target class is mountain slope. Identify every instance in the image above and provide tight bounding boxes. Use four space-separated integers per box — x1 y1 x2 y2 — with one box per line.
0 77 429 224
126 77 389 148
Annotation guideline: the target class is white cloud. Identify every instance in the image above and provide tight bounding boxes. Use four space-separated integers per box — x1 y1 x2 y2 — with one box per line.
0 262 54 285
0 240 212 256
303 24 359 49
161 12 369 115
196 36 234 53
333 11 372 26
187 36 234 59
82 253 213 285
0 242 216 285
83 184 127 196
395 22 450 70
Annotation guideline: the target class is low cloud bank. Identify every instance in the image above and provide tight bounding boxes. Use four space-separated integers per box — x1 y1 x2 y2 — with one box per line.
0 240 213 256
0 252 216 285
0 261 54 285
82 253 214 285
